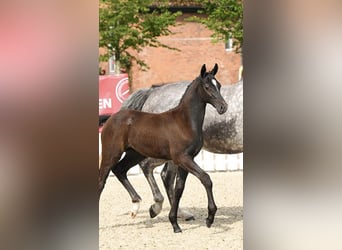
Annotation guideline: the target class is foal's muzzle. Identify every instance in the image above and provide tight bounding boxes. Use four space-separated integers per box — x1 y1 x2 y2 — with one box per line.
216 101 228 114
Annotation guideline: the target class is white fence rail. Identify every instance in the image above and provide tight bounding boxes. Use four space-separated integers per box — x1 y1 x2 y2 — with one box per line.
99 133 243 175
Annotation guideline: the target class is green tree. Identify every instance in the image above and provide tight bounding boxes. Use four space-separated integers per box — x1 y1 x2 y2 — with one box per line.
99 0 181 74
192 0 243 53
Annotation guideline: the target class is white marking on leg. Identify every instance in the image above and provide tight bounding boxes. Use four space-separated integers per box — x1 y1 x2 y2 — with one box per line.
130 201 140 218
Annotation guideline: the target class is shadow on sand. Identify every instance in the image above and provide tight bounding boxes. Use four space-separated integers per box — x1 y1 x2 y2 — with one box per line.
103 206 242 233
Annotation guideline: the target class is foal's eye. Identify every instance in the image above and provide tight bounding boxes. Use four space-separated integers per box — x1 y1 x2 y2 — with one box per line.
204 84 210 89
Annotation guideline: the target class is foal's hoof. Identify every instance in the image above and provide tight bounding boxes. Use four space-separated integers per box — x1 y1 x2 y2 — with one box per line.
173 227 182 233
149 206 157 218
206 218 213 228
129 211 137 218
129 201 140 218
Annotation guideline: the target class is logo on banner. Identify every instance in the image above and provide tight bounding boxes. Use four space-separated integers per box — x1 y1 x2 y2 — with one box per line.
115 77 129 103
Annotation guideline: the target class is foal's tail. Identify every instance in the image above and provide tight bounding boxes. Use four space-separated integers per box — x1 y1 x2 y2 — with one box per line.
99 114 111 126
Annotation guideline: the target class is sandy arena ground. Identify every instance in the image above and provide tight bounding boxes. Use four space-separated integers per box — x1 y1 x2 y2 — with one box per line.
99 171 242 250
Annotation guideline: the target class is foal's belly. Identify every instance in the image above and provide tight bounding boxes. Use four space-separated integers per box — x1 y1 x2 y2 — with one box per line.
128 134 172 160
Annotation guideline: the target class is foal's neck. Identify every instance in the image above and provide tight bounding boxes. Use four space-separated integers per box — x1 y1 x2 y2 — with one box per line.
177 79 206 133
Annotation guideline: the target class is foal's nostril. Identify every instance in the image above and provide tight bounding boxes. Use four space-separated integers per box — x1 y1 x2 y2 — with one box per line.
215 101 228 114
218 105 224 114
220 103 228 114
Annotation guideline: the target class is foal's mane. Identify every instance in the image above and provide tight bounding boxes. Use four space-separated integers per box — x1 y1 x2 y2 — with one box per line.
177 73 211 105
177 78 196 104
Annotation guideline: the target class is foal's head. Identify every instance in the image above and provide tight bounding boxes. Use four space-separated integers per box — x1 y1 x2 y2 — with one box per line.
198 64 228 114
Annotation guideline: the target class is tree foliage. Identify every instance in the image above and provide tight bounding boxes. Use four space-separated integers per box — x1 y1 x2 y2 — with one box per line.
99 0 181 72
192 0 243 53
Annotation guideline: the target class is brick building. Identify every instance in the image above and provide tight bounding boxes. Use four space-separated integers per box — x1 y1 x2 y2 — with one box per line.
100 5 242 91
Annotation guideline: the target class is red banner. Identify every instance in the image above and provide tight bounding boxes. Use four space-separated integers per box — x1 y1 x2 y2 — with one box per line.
99 74 130 116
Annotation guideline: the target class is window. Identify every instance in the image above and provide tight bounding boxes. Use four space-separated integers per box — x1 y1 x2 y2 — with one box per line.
225 38 233 52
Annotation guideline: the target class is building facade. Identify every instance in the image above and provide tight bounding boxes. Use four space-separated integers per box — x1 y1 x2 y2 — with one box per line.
100 10 242 91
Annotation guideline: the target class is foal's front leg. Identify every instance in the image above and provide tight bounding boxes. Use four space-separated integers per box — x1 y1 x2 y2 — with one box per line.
176 156 217 229
168 167 188 233
161 161 195 221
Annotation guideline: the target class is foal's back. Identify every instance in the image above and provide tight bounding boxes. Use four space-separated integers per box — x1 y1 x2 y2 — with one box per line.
102 109 192 160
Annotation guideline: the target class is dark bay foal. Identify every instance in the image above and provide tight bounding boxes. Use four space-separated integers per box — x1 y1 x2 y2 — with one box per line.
98 64 227 233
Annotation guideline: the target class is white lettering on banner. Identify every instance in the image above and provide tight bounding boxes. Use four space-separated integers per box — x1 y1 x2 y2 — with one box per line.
99 98 112 109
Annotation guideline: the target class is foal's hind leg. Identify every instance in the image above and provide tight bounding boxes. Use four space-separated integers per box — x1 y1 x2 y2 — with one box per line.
140 158 165 218
112 148 146 218
161 162 195 221
98 146 123 199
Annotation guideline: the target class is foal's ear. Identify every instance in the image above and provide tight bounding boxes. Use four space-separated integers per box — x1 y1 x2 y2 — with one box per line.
200 64 206 78
211 63 218 76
